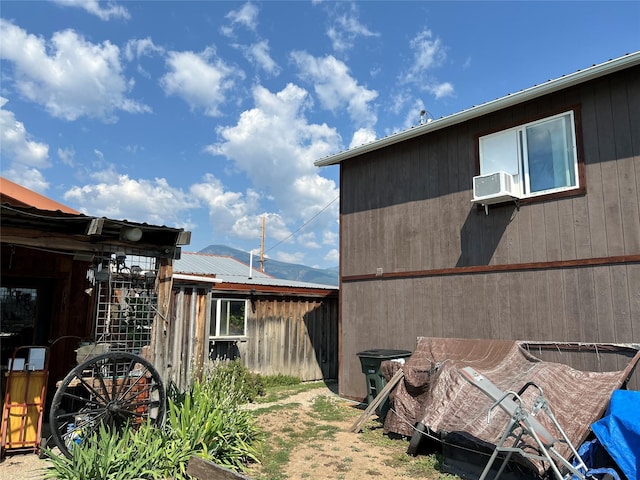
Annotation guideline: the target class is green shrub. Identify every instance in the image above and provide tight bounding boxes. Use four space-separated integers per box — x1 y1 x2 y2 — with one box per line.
201 359 266 403
167 374 259 472
45 360 260 480
45 422 169 480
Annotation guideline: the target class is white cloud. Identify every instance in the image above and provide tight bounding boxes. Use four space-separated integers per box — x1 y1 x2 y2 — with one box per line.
291 52 378 128
322 230 338 246
52 0 130 21
63 172 196 229
207 83 340 186
57 147 75 167
399 28 454 100
325 3 378 53
0 20 149 121
409 29 446 73
324 248 339 265
190 174 251 237
428 82 454 99
190 175 294 248
273 250 306 265
298 231 320 249
0 97 50 168
160 47 242 117
239 40 280 76
0 97 52 193
124 37 164 61
238 212 290 242
223 2 259 35
349 128 376 148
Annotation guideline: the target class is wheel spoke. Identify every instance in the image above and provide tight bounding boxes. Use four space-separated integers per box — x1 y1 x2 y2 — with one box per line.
76 374 110 405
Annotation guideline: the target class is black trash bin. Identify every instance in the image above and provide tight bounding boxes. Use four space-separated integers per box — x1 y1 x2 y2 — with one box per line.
356 349 412 416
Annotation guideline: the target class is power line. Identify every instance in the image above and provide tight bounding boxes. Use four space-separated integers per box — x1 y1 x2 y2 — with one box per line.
264 195 338 255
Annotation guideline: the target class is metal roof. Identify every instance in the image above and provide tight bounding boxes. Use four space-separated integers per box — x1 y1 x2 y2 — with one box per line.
174 252 338 290
1 203 190 259
314 51 640 167
1 178 191 259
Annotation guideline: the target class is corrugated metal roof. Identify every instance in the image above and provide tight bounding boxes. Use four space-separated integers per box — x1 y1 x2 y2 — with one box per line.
315 51 640 167
174 252 337 290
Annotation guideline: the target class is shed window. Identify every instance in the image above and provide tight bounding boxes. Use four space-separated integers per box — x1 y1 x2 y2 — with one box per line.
479 111 579 198
209 298 247 338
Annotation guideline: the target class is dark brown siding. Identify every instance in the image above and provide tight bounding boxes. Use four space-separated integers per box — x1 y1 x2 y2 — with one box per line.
339 66 640 399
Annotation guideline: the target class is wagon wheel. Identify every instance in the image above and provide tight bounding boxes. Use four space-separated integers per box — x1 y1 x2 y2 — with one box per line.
49 351 166 458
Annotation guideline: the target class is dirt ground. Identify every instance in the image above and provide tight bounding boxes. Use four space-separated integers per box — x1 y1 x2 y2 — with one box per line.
0 384 434 480
244 384 437 480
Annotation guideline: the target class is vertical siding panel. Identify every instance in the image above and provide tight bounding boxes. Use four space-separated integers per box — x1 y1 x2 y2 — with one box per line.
581 84 609 257
562 269 580 343
508 272 525 339
520 272 537 340
529 204 547 263
572 196 592 258
618 154 640 254
532 271 550 341
518 205 533 263
595 79 625 256
547 269 567 340
594 267 615 343
558 200 577 260
484 274 499 338
506 213 521 264
490 210 511 265
610 69 640 255
611 265 633 344
431 278 444 338
443 277 461 338
576 269 596 370
305 302 314 379
496 274 512 340
544 202 561 261
460 276 475 337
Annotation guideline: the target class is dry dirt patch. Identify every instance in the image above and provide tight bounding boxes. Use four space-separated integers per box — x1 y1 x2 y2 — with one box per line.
245 385 450 480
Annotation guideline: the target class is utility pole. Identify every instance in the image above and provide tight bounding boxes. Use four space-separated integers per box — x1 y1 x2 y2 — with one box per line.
259 215 265 272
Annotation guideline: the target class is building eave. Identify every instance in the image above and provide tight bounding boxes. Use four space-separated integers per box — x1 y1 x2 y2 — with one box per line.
314 51 640 167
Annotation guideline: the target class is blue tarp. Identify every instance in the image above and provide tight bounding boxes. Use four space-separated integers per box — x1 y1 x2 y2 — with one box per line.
591 389 640 480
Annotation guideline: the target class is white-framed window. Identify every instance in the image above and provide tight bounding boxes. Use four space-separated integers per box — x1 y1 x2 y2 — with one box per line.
209 298 247 338
479 111 579 198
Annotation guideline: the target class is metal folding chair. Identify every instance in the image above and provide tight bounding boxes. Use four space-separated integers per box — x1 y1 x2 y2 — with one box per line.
459 367 588 480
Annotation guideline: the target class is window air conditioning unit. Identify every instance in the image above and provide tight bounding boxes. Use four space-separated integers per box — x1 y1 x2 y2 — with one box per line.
472 171 521 205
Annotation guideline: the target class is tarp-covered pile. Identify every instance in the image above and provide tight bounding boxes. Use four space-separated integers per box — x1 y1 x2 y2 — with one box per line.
591 389 640 479
382 337 640 477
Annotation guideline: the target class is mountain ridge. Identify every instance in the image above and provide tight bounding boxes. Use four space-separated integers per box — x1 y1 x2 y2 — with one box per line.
197 244 339 286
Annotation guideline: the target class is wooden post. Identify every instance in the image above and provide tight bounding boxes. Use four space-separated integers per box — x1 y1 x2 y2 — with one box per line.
151 258 174 385
349 368 404 433
186 456 254 480
193 289 208 381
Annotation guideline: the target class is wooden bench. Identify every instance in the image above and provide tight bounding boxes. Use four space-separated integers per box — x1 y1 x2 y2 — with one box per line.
186 456 254 480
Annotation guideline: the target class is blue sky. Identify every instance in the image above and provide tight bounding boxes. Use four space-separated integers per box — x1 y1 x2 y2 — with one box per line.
1 1 638 269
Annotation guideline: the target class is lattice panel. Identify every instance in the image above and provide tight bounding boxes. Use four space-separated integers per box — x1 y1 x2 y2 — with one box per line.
92 252 158 355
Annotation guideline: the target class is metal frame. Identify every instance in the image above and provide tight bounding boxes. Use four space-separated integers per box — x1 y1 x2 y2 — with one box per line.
459 366 588 480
